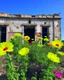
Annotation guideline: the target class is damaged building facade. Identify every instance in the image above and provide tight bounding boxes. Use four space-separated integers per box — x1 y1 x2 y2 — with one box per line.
0 13 61 43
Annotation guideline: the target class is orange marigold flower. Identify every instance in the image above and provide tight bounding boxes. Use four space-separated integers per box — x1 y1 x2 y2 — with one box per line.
47 43 52 46
36 33 41 37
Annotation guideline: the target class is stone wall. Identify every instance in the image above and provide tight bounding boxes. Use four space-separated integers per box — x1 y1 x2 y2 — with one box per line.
54 20 61 40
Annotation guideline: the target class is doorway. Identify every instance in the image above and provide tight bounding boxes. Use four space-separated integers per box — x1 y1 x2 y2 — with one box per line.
24 27 35 42
0 26 6 42
42 27 49 43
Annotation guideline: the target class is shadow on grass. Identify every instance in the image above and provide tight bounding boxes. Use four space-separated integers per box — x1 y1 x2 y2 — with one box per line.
0 75 7 80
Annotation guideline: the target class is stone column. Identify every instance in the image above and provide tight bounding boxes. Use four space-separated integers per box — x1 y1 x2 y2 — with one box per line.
48 21 54 41
6 25 9 41
21 25 24 43
54 20 61 40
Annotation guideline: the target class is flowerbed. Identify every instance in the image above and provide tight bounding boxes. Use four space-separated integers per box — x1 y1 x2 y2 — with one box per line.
0 33 64 80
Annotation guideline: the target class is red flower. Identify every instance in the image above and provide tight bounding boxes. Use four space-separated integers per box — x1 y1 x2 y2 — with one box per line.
28 41 35 45
28 42 33 45
2 59 6 63
54 70 58 73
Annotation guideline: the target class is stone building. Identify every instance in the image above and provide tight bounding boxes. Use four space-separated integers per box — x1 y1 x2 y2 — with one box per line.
0 13 61 43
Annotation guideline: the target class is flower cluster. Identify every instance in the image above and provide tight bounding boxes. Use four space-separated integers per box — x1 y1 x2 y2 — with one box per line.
47 40 64 63
54 69 63 79
0 33 64 80
0 42 29 56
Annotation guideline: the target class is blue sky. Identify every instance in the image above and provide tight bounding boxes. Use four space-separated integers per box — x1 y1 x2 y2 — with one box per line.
0 0 64 40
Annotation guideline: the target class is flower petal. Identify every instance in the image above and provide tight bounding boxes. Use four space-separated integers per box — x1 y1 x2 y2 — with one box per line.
18 47 29 56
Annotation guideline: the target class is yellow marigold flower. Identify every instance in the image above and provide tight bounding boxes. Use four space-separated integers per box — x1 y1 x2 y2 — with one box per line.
51 40 63 49
10 36 14 39
31 38 34 40
37 44 43 47
0 48 6 56
47 52 60 63
38 37 43 40
14 33 22 37
58 51 64 56
43 37 49 42
0 42 14 56
24 36 30 41
18 47 29 56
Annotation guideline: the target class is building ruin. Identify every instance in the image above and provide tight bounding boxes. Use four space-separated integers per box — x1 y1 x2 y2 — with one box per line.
0 13 61 43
